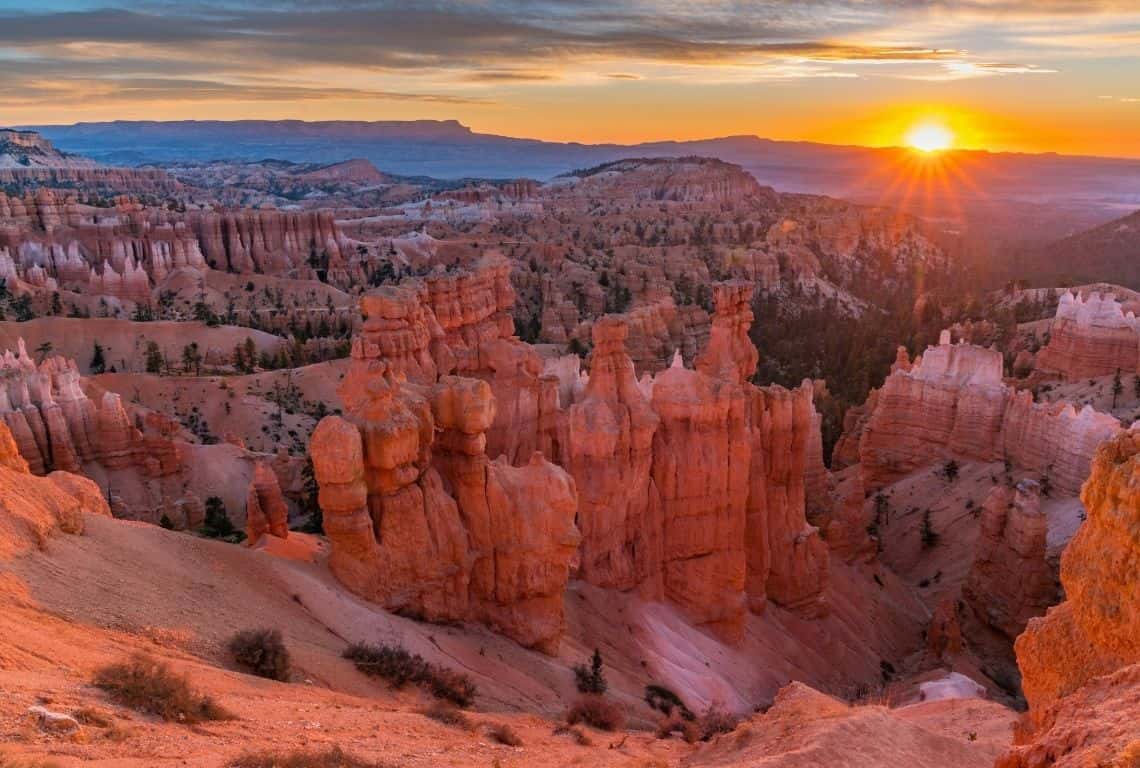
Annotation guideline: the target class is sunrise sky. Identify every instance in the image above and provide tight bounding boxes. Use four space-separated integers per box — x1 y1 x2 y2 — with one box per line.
1 1 1138 158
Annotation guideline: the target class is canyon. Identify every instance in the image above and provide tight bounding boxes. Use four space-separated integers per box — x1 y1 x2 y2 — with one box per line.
0 128 1136 767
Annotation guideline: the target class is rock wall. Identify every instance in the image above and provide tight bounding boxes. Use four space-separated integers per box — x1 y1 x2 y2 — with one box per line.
1014 427 1140 717
1035 290 1140 380
0 340 140 475
651 353 751 639
963 480 1058 640
998 428 1140 766
561 316 662 593
0 420 113 558
855 332 1121 495
0 193 352 302
186 208 346 276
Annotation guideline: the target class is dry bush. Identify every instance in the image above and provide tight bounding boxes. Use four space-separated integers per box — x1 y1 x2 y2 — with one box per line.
566 695 625 732
228 628 291 681
344 643 476 707
421 665 477 708
486 722 523 746
71 707 114 728
93 654 233 723
553 724 593 746
343 643 424 688
696 704 739 740
229 746 390 768
655 712 700 743
420 700 473 730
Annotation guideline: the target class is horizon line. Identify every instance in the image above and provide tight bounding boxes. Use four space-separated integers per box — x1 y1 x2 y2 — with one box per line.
11 119 1140 164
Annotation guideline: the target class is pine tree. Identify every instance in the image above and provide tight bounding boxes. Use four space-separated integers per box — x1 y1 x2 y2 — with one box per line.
573 649 608 694
144 341 164 374
90 342 106 374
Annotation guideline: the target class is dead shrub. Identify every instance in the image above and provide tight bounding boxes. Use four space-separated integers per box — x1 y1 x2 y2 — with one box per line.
421 665 477 708
92 654 233 724
655 712 699 743
344 642 476 707
229 746 390 767
420 700 473 730
485 722 523 746
696 704 739 740
228 628 291 682
565 694 625 732
553 724 593 746
71 707 114 728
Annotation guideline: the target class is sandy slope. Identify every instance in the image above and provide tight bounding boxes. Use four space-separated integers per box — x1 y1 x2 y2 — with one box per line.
0 317 283 374
685 683 1015 767
95 359 349 454
0 513 1014 766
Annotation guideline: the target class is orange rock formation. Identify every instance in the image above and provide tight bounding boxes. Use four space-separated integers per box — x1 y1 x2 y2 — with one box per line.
311 267 832 648
999 427 1140 766
1035 290 1140 379
855 333 1121 494
963 480 1058 640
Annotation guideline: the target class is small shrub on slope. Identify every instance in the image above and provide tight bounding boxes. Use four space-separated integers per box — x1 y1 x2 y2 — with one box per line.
93 654 233 723
228 628 291 682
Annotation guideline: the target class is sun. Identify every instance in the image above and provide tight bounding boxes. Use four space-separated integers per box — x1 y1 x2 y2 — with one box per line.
905 121 955 153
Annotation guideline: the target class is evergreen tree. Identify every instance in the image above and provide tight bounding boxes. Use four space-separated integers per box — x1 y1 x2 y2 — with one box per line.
181 342 202 376
573 649 608 694
144 341 164 374
90 342 106 374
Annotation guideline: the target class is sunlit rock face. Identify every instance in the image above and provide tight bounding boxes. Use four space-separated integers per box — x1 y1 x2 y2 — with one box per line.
562 316 662 594
1014 427 1140 717
853 333 1121 496
1035 290 1140 380
311 272 834 648
650 352 751 640
311 296 579 653
998 428 1140 768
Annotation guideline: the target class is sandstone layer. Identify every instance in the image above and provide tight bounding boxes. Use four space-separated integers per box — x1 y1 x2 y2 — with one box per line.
1035 290 1140 380
312 272 832 647
999 426 1140 766
855 333 1121 495
963 480 1058 640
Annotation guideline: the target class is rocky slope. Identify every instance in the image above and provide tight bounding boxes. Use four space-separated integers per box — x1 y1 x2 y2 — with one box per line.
999 426 1140 766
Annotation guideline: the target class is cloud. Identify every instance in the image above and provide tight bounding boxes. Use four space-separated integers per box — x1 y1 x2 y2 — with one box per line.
460 70 558 83
0 0 1127 113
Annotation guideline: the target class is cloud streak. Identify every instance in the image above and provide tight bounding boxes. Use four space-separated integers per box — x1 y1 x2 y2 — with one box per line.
0 0 1131 114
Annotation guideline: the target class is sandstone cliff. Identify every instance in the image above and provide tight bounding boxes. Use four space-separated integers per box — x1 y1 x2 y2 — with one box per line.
310 324 579 652
1035 290 1140 380
999 427 1140 766
963 480 1058 640
855 332 1121 495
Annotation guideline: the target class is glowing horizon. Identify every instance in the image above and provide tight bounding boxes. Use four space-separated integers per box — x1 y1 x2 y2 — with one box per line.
1 1 1138 159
